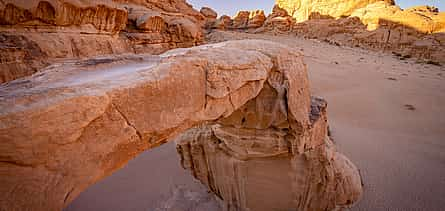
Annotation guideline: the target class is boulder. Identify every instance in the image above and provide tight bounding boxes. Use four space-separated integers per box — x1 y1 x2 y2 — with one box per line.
0 40 362 211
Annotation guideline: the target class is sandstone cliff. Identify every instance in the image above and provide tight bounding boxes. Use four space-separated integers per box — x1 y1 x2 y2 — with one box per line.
0 40 362 211
0 0 206 84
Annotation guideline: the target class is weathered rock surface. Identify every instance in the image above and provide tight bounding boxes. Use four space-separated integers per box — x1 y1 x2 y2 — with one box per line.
292 15 445 62
174 41 363 210
276 0 395 22
214 0 445 64
263 5 295 32
219 10 267 30
0 0 207 84
200 6 217 29
350 1 445 33
231 11 250 29
200 6 217 19
0 40 362 211
213 15 232 30
247 10 266 28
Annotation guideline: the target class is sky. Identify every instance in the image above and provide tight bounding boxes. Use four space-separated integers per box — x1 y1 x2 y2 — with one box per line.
187 0 445 17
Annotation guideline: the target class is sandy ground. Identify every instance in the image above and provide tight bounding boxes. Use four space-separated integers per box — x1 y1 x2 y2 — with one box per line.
66 31 445 211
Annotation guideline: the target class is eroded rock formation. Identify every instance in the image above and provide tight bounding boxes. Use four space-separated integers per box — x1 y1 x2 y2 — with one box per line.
212 10 267 30
213 15 232 30
276 0 395 22
176 96 362 210
0 40 362 211
200 6 217 28
0 0 207 84
212 0 445 64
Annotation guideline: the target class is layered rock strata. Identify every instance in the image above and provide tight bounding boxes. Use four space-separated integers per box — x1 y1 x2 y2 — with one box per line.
0 40 362 211
0 0 206 84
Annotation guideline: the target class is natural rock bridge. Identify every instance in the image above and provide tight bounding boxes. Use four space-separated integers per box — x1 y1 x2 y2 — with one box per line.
0 40 362 211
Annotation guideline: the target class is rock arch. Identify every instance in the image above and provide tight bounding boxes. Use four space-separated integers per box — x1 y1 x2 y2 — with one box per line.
0 40 362 211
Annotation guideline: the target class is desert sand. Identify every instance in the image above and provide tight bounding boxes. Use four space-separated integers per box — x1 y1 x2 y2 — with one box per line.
66 31 445 211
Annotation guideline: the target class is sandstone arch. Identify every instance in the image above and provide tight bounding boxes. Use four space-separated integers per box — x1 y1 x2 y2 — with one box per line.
0 40 362 211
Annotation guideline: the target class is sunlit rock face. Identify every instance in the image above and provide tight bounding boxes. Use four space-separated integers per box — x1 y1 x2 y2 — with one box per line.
0 39 362 211
175 43 363 211
0 0 206 84
214 1 445 64
350 1 445 33
274 0 445 34
275 0 395 22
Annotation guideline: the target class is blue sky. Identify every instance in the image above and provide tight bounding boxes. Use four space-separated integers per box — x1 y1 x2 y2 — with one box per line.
188 0 445 16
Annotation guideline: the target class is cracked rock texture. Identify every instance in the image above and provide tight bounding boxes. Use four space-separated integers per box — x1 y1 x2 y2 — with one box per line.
0 0 206 84
0 39 362 211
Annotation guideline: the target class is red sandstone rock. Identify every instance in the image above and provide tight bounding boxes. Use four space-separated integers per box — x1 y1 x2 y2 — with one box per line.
232 11 250 29
213 15 232 30
0 0 206 84
216 1 445 64
200 7 217 29
247 10 266 28
0 40 362 211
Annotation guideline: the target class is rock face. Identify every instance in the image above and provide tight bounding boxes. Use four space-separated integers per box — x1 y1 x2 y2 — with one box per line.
213 15 232 30
200 6 217 28
247 10 266 28
222 10 267 30
350 1 445 33
276 0 395 22
0 40 362 211
0 0 207 84
263 5 295 32
232 11 250 29
200 6 217 19
176 97 362 210
213 1 445 64
292 14 445 62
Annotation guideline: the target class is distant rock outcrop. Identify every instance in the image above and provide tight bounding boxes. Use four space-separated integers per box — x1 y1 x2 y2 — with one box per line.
200 6 217 28
0 0 207 83
212 0 445 64
276 0 395 22
232 11 250 29
212 10 267 30
0 40 362 211
213 15 232 30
